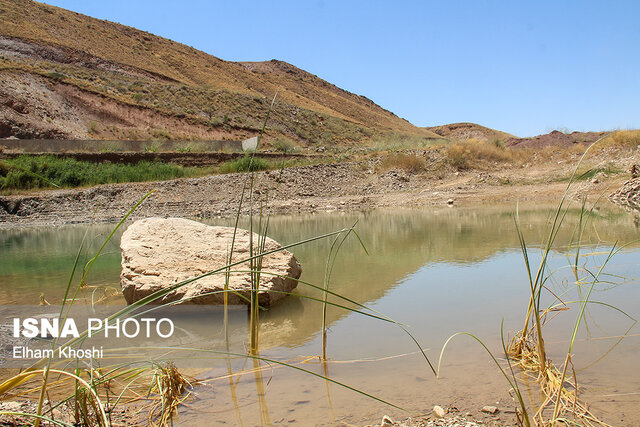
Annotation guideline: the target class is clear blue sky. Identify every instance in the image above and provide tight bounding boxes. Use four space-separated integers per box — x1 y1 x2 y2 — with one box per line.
40 0 640 137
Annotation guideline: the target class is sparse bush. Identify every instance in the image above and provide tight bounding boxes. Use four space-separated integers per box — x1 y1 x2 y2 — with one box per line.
446 139 517 169
87 121 99 135
274 138 296 154
144 141 162 152
131 92 144 103
446 144 471 169
127 129 141 140
378 153 426 173
490 138 505 148
177 142 199 153
150 128 171 140
47 72 66 81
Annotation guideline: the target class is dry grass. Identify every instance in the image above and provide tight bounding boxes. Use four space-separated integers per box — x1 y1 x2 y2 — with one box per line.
600 130 640 148
366 132 445 151
507 320 605 426
445 138 521 169
503 181 621 426
377 153 427 173
148 363 197 426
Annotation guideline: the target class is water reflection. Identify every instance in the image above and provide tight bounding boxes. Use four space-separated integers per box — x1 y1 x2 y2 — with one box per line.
1 204 640 424
1 205 639 353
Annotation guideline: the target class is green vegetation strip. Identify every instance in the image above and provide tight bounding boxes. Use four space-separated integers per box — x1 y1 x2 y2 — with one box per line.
0 155 194 191
0 154 291 193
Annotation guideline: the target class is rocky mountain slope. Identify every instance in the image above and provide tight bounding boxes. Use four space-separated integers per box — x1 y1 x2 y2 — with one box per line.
0 0 440 145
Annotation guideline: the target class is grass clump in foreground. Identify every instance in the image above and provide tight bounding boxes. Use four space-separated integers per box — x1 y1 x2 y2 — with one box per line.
0 155 201 193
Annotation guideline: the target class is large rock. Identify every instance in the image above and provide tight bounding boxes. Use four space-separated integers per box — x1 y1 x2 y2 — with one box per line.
120 217 302 306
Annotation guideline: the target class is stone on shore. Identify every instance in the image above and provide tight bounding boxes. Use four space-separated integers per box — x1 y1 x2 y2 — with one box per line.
481 405 499 414
120 217 302 306
433 405 446 418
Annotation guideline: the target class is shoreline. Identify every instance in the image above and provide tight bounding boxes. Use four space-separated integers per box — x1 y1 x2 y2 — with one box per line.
0 153 636 229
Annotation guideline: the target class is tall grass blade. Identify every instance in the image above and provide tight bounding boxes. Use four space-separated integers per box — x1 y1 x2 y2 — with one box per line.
437 330 529 427
322 223 362 360
551 244 621 422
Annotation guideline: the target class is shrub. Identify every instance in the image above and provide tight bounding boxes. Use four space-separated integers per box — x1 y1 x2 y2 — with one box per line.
446 144 471 169
274 138 296 154
150 128 171 140
176 143 193 153
144 141 162 153
87 121 99 135
446 139 516 169
47 72 66 81
378 153 426 173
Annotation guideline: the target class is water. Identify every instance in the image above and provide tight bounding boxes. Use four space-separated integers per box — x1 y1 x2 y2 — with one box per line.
1 204 639 425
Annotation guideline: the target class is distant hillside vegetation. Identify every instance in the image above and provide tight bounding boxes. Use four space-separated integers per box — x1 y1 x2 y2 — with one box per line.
425 122 515 142
0 0 441 146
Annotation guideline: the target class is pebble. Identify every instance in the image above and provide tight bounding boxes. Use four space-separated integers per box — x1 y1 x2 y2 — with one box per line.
381 415 394 425
481 405 499 414
0 402 22 412
433 405 446 418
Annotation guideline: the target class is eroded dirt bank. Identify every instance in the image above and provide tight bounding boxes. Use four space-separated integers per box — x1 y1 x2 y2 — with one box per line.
1 147 637 228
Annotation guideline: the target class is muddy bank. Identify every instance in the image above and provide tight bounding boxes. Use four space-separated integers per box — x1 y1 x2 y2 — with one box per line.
0 150 635 229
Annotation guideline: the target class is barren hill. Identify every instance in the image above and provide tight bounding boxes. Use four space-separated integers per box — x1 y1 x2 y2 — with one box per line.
505 130 609 149
425 122 515 142
0 0 440 145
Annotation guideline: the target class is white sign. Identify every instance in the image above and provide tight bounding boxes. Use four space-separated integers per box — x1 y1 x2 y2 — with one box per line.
242 136 258 152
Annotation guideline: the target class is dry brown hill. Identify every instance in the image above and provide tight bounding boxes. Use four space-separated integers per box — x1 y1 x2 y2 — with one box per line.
425 122 515 142
505 130 609 149
0 0 441 145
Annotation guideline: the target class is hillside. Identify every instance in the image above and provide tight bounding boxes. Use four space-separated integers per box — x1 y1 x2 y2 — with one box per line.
0 0 441 145
425 122 515 142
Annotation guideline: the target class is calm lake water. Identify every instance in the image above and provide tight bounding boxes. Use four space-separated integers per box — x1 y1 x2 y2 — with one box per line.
1 204 639 425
